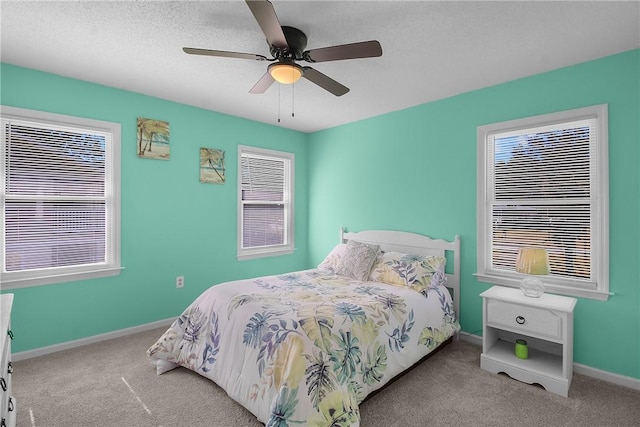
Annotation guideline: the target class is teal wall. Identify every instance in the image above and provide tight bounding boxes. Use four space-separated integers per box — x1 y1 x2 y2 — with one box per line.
308 49 640 380
1 49 638 381
0 63 310 352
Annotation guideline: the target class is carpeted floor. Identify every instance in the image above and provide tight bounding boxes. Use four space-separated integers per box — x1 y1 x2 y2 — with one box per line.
12 327 640 426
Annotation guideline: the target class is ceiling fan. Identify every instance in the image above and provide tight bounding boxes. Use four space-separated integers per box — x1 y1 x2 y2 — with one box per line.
183 0 383 96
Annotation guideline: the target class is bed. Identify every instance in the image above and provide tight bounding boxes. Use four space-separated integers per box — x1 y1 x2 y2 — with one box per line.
148 229 460 426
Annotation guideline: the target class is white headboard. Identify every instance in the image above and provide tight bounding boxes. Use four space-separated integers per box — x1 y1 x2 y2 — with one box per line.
341 228 461 321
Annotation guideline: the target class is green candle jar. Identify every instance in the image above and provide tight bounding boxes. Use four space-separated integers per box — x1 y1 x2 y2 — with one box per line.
515 339 528 359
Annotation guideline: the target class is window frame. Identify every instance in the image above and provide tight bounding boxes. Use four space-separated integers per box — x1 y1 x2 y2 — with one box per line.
237 145 294 261
476 104 609 301
1 106 121 289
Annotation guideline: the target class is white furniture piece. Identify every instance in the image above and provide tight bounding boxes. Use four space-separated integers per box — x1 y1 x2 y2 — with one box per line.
480 285 576 397
1 294 16 427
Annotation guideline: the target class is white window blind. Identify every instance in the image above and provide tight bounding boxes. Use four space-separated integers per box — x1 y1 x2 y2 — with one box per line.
238 146 294 260
1 106 121 288
476 105 609 300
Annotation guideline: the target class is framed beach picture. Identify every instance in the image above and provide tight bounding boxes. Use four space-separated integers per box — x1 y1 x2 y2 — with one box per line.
200 147 225 184
137 117 170 160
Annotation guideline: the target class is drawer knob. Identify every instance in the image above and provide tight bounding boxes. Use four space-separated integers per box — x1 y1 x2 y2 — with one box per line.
515 315 526 325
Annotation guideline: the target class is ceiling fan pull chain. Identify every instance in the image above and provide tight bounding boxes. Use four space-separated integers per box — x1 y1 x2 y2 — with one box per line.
292 83 295 118
277 84 281 123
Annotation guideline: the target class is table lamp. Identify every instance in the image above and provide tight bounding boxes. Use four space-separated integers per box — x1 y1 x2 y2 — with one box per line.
515 247 549 297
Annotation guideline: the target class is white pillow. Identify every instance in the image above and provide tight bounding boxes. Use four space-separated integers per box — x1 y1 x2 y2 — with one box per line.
335 240 380 281
317 243 347 271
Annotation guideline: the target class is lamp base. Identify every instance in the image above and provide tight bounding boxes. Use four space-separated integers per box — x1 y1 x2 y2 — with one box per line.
520 277 545 298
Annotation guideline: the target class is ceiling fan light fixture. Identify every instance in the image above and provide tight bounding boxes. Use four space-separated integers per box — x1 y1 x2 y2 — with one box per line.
269 62 303 84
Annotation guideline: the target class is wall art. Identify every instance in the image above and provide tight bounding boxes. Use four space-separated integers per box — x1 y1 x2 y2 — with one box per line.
137 117 170 160
200 147 225 184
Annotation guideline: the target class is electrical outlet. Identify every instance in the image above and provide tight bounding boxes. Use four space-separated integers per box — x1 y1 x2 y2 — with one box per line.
176 276 184 288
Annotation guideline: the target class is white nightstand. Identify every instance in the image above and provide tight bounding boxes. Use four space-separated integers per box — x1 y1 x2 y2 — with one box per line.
480 285 577 397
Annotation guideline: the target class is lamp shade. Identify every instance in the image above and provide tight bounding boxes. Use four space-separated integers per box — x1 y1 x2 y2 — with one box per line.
516 248 549 275
268 62 303 84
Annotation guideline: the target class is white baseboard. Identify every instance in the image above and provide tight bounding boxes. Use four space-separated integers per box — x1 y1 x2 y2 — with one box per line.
12 317 174 362
573 362 640 391
459 330 483 346
458 331 640 392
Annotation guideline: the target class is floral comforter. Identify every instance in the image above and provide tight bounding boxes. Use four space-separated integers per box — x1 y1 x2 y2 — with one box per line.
147 269 459 426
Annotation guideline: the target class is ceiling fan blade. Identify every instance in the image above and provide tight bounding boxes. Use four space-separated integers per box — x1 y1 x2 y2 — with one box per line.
183 47 268 61
304 40 382 63
245 0 288 49
302 67 349 97
249 72 275 94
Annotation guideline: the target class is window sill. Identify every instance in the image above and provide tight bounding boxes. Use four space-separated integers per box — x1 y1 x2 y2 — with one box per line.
474 272 610 301
1 266 123 290
237 247 294 261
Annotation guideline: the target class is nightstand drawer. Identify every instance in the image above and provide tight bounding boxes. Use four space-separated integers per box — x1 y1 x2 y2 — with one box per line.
487 299 562 341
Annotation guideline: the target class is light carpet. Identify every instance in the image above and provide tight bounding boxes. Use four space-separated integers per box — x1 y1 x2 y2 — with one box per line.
12 327 640 426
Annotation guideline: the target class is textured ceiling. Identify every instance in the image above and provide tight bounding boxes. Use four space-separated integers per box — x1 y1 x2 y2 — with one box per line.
1 1 639 133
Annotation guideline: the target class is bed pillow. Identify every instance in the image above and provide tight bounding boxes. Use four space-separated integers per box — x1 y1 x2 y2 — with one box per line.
368 251 422 287
410 255 447 295
369 252 447 293
317 243 348 272
335 240 380 281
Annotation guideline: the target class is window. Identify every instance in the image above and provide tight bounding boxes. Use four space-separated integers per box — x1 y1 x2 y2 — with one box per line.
238 145 294 260
1 106 121 288
476 104 609 300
